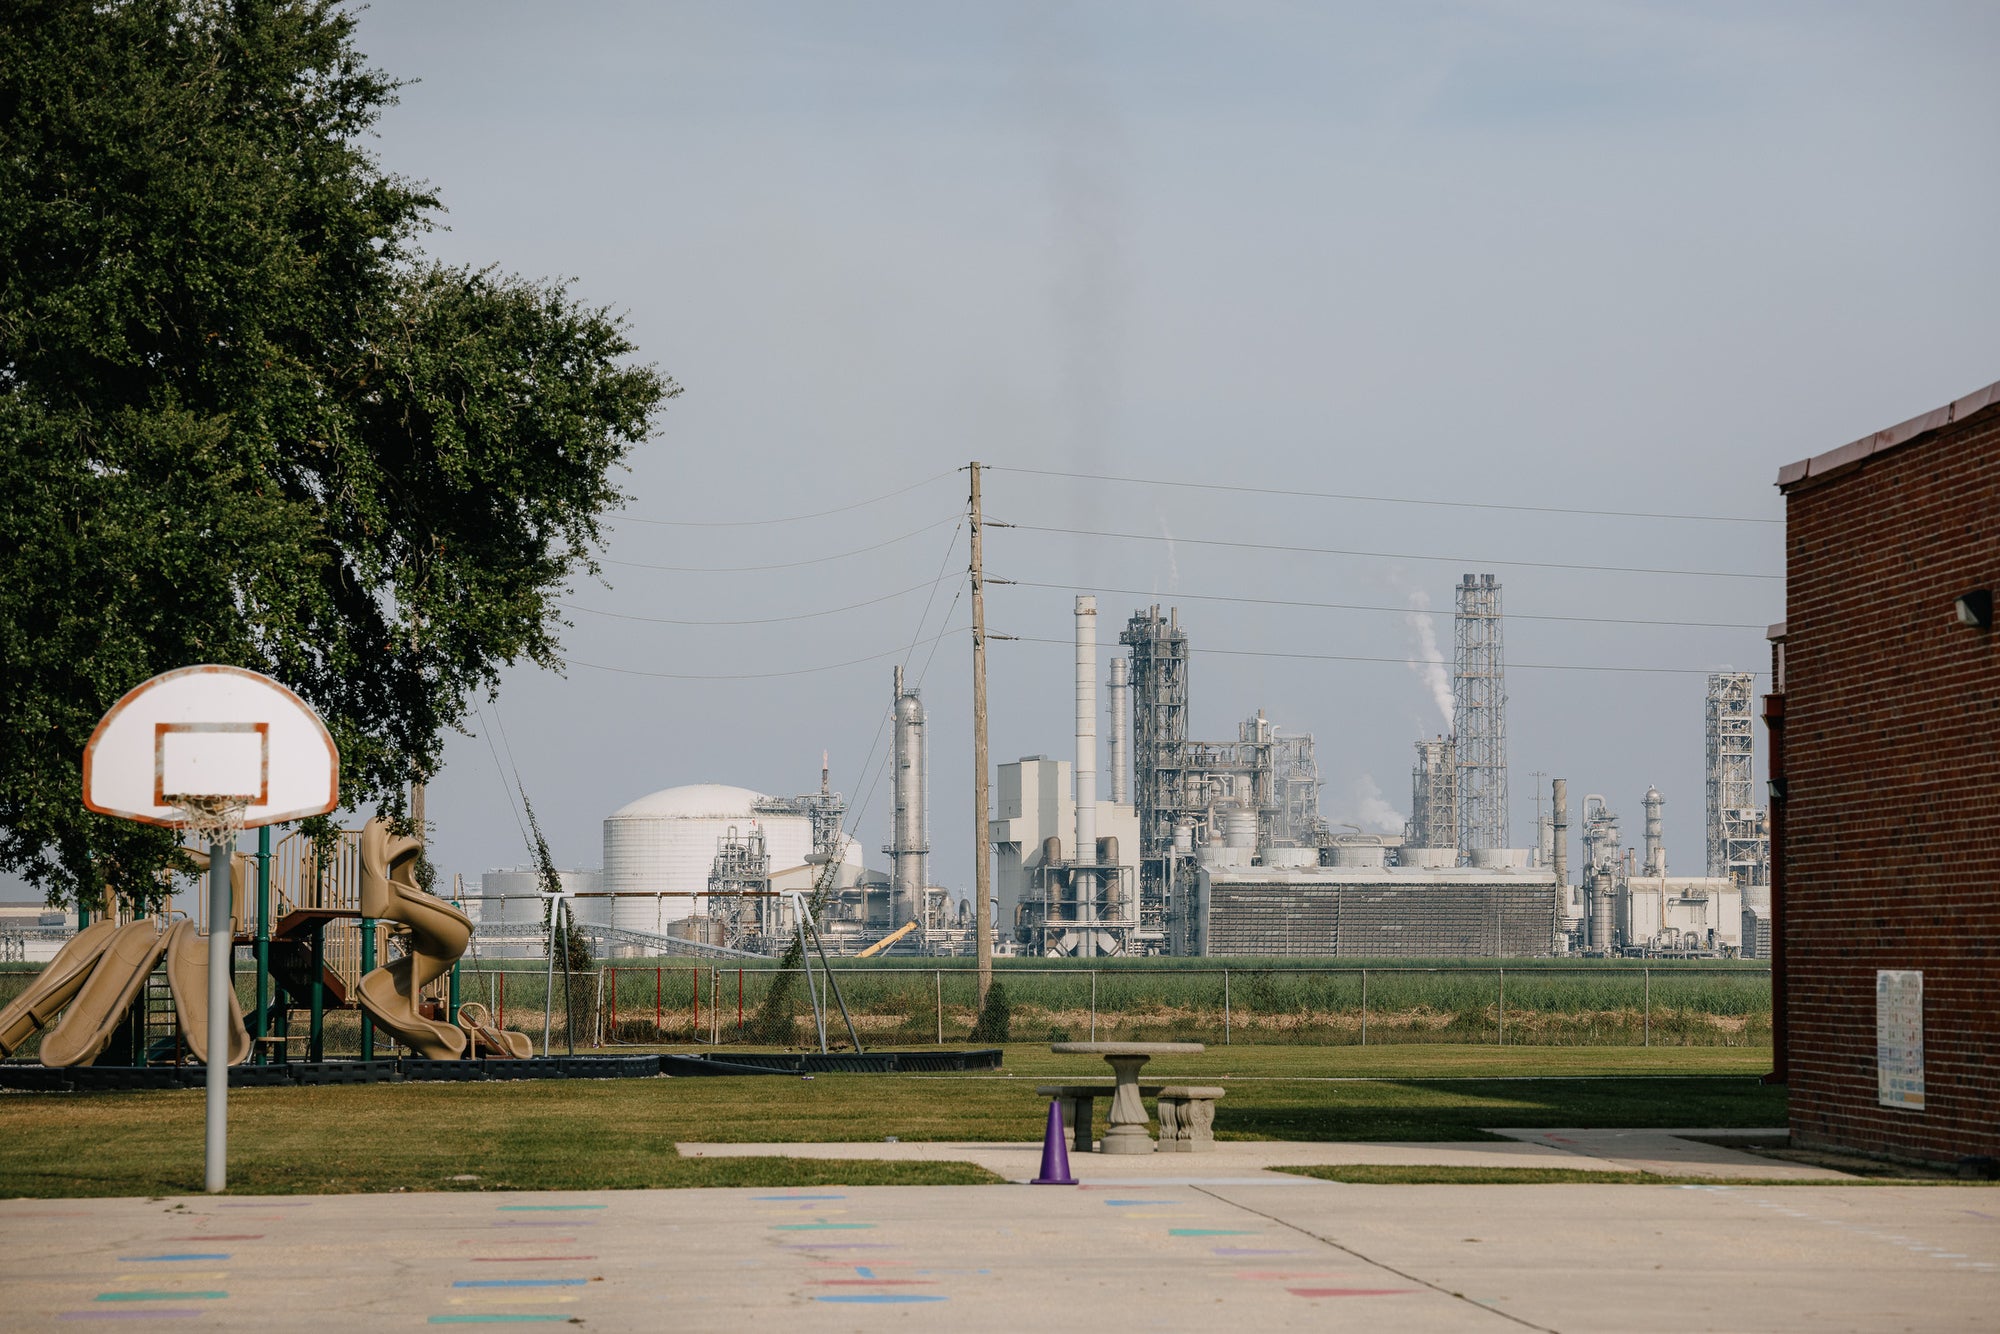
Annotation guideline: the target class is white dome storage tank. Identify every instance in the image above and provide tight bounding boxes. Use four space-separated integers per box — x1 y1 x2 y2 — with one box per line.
602 783 861 931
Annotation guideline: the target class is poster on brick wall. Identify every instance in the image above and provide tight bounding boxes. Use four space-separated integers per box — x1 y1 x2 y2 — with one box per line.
1876 970 1925 1110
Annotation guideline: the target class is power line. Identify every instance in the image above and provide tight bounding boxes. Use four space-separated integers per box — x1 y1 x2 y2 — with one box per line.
995 520 1782 582
608 468 958 528
987 464 1781 526
563 626 967 681
1005 633 1763 677
557 571 956 628
603 514 959 573
1003 579 1768 631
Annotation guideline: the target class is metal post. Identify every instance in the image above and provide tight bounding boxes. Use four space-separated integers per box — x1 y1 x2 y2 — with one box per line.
1223 969 1231 1045
204 841 231 1193
970 460 994 1006
447 874 462 1026
359 915 375 1061
655 965 662 1036
1360 967 1369 1046
1498 966 1505 1045
1090 970 1098 1041
308 922 325 1063
935 969 944 1044
255 826 271 1065
541 896 557 1057
1644 966 1651 1047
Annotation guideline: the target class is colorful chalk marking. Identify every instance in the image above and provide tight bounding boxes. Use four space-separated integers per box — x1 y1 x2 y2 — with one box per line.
772 1223 875 1231
755 1194 845 1201
777 1244 898 1251
1287 1288 1415 1298
470 1257 597 1263
93 1293 227 1302
452 1280 587 1289
118 1255 231 1262
1104 1200 1180 1207
427 1318 572 1325
817 1280 934 1287
1211 1249 1303 1256
58 1312 203 1321
163 1236 261 1242
1168 1229 1255 1237
813 1296 948 1305
496 1205 605 1212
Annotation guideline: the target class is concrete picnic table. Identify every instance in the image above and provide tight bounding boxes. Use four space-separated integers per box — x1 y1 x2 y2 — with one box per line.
1049 1041 1204 1154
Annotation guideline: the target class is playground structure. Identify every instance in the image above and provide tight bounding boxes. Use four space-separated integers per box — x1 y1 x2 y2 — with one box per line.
0 816 531 1068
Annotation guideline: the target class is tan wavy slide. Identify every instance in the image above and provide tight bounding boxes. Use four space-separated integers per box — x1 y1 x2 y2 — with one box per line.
354 818 473 1060
39 920 173 1068
161 919 251 1066
0 919 119 1059
455 1001 533 1059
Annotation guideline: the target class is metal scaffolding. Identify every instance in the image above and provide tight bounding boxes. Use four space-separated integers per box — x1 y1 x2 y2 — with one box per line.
1705 672 1768 889
1453 573 1509 853
706 827 771 951
1121 605 1189 937
1408 736 1458 850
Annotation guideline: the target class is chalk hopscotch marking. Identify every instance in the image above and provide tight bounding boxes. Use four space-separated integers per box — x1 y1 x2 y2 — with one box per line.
162 1236 261 1242
452 1280 587 1289
469 1257 597 1263
57 1313 204 1321
93 1292 228 1302
1287 1288 1416 1298
427 1318 573 1326
773 1223 875 1231
1169 1229 1255 1237
118 1255 231 1263
755 1194 846 1201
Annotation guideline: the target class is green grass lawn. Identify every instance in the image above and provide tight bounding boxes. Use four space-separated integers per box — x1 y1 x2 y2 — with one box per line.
0 1044 1784 1198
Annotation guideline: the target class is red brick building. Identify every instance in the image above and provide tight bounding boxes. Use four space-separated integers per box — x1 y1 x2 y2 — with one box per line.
1771 377 2000 1170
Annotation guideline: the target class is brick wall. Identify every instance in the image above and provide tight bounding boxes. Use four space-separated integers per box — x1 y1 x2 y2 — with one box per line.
1779 401 2000 1166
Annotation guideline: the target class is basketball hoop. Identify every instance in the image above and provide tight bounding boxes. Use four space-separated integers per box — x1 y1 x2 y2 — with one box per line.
166 794 252 849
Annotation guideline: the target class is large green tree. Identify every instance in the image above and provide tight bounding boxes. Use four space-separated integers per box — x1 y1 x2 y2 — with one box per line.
0 0 676 906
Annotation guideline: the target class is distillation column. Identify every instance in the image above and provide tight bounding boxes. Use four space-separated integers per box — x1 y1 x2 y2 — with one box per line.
1107 657 1130 807
1075 596 1099 956
890 666 928 930
1643 786 1666 876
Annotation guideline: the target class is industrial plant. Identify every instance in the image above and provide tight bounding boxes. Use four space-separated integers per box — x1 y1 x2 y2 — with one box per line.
448 576 1772 964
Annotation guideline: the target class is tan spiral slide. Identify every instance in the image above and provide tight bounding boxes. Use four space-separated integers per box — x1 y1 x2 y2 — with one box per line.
0 919 119 1059
353 818 473 1060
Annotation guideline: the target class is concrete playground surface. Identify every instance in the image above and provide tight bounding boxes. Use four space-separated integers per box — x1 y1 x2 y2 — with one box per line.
6 1128 1998 1333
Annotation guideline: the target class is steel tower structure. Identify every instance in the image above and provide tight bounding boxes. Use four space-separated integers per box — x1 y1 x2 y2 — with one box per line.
1409 736 1458 849
1452 573 1509 853
1705 672 1767 888
1121 605 1188 934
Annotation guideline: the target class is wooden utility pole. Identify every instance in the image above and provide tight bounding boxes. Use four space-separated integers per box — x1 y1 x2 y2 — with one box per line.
969 461 993 1004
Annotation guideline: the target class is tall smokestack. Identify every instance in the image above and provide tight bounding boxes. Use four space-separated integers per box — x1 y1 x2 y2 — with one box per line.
1076 596 1098 956
1107 657 1130 806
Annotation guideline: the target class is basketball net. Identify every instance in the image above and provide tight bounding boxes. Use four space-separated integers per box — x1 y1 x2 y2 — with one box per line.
166 793 251 849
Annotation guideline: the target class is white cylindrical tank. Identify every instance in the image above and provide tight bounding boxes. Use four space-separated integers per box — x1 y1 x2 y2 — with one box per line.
1263 846 1319 868
477 868 604 958
1222 808 1258 849
1400 846 1457 869
1330 844 1388 869
603 784 859 930
1468 847 1532 869
1643 786 1666 877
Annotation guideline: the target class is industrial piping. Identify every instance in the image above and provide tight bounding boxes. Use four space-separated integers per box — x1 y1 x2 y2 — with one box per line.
1552 776 1568 931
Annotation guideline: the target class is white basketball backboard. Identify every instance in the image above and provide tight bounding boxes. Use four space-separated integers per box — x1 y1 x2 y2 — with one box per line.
83 665 339 830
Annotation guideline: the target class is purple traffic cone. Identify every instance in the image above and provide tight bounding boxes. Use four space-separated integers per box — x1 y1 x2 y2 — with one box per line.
1030 1097 1076 1185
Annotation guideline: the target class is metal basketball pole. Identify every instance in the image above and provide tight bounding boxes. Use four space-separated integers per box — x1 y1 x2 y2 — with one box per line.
206 844 231 1193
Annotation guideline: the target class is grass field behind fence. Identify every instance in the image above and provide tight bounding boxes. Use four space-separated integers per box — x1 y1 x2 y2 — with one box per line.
0 955 1772 1059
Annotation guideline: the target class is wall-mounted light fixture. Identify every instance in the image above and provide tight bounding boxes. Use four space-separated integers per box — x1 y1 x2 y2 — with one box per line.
1956 590 1993 630
1767 778 1788 803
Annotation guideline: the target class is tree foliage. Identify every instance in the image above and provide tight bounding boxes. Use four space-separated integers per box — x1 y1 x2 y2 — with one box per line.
0 1 677 905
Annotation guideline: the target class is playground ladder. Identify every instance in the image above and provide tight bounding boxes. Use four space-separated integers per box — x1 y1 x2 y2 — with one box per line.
142 967 181 1064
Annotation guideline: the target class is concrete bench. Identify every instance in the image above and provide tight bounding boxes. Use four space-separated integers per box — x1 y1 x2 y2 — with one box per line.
1035 1083 1225 1153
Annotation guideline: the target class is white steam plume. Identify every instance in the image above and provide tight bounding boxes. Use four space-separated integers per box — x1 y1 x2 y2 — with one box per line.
1334 774 1405 834
1404 590 1454 730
